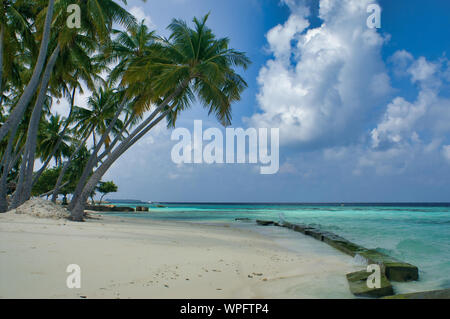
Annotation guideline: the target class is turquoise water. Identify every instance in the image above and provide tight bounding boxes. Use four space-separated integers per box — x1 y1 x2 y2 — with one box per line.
106 203 450 293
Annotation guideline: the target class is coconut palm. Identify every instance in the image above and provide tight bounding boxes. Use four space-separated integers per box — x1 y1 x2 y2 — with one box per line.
69 14 250 220
0 0 55 143
5 0 136 210
0 0 37 99
37 114 72 166
72 86 125 148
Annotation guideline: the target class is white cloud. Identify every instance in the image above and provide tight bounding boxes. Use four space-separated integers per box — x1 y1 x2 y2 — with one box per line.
389 50 414 77
370 54 450 150
408 57 438 83
251 0 450 179
250 0 391 147
370 91 432 148
129 6 155 29
443 145 450 162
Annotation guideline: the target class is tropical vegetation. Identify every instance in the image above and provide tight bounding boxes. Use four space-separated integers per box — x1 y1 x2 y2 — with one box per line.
0 0 250 220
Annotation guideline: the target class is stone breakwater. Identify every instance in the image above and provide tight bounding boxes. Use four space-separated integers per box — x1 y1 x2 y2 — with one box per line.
254 219 422 298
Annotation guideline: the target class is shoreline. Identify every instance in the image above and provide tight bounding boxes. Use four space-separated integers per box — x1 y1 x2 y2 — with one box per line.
0 212 361 298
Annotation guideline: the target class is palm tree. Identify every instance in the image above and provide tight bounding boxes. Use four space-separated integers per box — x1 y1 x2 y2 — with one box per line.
0 0 36 99
72 86 125 148
37 114 72 166
69 14 250 220
0 0 55 143
66 23 157 209
4 0 136 210
32 32 107 186
106 21 158 85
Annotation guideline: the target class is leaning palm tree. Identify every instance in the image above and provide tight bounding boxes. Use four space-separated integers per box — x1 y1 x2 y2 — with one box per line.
69 14 250 220
0 0 55 143
5 0 136 210
105 21 158 85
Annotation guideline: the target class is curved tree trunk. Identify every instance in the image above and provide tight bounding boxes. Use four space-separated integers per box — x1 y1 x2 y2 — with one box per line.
0 24 4 98
0 126 20 213
32 86 76 186
68 99 128 210
0 133 24 212
11 44 60 209
0 0 55 142
70 81 189 220
70 111 169 220
51 130 91 203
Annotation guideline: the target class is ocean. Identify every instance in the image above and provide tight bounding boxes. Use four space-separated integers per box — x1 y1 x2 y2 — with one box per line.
105 202 450 294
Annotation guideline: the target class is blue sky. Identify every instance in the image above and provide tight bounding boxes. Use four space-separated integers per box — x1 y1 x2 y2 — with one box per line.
99 0 450 202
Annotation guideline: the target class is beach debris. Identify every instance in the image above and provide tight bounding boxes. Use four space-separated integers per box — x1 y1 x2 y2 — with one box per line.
382 288 450 299
9 198 69 219
235 218 251 222
248 275 253 278
346 270 394 298
252 272 263 276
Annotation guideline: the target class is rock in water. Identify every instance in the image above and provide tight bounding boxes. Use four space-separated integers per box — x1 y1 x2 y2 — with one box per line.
346 270 394 298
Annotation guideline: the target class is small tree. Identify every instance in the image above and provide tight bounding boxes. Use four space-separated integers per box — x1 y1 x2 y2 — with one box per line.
96 181 118 204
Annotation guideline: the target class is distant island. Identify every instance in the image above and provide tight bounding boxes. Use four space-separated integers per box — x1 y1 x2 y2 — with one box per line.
104 199 148 204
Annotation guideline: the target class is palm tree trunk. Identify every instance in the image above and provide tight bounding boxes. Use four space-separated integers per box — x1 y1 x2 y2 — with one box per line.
70 110 169 220
0 24 4 98
0 0 55 143
32 86 76 186
70 81 190 220
70 87 183 211
0 133 24 212
51 131 91 203
0 126 20 212
10 44 60 209
68 98 128 210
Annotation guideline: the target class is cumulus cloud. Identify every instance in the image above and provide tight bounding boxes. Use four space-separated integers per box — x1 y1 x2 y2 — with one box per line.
370 54 449 152
250 0 450 179
250 0 391 147
129 6 155 29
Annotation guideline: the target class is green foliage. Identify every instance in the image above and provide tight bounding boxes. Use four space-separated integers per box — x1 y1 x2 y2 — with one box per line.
62 145 91 194
97 180 118 202
1 0 250 213
32 167 60 196
97 180 118 194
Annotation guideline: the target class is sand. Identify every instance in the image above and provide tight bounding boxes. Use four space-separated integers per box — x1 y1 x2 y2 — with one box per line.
0 202 362 298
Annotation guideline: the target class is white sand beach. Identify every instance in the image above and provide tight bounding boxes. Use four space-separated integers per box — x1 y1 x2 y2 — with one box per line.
0 202 361 299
